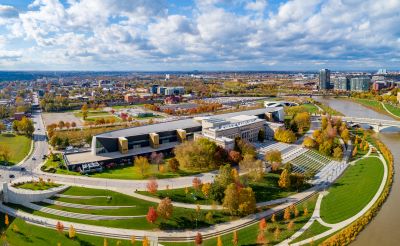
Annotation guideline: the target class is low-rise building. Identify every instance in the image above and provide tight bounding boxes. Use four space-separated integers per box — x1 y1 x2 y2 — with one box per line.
64 108 284 171
124 93 136 103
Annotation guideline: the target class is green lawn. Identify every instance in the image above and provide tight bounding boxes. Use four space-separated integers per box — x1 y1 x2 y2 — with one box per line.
0 216 142 246
0 133 31 165
353 98 384 111
139 173 309 205
302 103 320 114
89 164 208 180
320 157 384 224
9 186 233 231
43 158 212 180
163 195 318 246
384 103 400 117
13 181 60 191
290 220 331 243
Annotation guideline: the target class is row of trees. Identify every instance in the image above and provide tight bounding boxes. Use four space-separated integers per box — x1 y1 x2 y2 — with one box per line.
12 117 34 136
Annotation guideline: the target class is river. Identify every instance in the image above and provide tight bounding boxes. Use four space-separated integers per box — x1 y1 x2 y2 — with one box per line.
315 97 400 245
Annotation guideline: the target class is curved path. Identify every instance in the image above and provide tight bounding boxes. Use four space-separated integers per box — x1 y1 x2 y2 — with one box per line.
285 148 388 245
381 102 400 119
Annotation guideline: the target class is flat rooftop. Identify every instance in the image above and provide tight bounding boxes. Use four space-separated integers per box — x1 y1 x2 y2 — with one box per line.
96 107 282 139
66 141 179 165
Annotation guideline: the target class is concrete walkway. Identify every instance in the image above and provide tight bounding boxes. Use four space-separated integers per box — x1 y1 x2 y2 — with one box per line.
287 150 388 245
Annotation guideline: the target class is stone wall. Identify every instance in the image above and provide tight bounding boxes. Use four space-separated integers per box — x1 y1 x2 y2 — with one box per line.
2 182 69 204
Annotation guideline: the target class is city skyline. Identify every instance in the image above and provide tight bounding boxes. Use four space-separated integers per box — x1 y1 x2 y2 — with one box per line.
0 0 399 71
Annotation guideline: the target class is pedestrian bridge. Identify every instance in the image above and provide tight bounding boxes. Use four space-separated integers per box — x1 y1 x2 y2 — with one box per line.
342 117 400 132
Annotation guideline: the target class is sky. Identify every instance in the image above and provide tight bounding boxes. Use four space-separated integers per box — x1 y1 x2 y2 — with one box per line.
0 0 399 71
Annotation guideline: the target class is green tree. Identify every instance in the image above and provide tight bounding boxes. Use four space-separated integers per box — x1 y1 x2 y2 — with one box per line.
222 183 239 215
214 164 234 188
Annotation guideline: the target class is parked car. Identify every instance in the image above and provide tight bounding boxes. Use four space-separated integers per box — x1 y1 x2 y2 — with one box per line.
9 174 15 178
32 157 36 161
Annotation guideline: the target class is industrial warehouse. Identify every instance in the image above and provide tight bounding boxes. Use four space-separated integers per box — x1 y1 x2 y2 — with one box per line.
64 107 285 172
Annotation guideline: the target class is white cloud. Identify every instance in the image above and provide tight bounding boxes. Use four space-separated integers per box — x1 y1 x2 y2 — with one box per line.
245 0 267 12
0 0 399 70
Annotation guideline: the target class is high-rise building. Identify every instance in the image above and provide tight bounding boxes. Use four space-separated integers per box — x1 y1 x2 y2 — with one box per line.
333 76 350 91
350 77 371 91
319 69 331 90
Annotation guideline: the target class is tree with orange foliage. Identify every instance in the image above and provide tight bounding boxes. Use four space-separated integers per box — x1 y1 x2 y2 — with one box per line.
146 207 158 224
192 177 202 191
195 232 203 246
55 221 64 233
146 178 158 194
259 218 268 231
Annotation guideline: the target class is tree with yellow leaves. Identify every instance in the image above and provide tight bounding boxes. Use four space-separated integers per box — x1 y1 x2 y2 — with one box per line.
103 238 108 246
130 235 136 245
201 183 212 198
4 214 9 227
287 220 294 231
278 169 291 189
271 213 276 223
142 236 149 246
283 207 291 221
232 231 238 246
217 236 223 246
12 224 19 233
303 207 309 216
294 207 299 218
274 227 281 240
68 225 76 239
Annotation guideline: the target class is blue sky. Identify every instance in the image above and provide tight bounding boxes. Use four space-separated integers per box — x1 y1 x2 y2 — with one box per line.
0 0 399 71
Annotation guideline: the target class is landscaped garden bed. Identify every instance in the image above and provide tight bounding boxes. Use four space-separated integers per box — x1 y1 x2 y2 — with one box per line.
12 179 61 191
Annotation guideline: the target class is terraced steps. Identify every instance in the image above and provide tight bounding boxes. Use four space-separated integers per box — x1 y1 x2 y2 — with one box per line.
53 194 109 199
22 202 145 220
42 199 136 210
